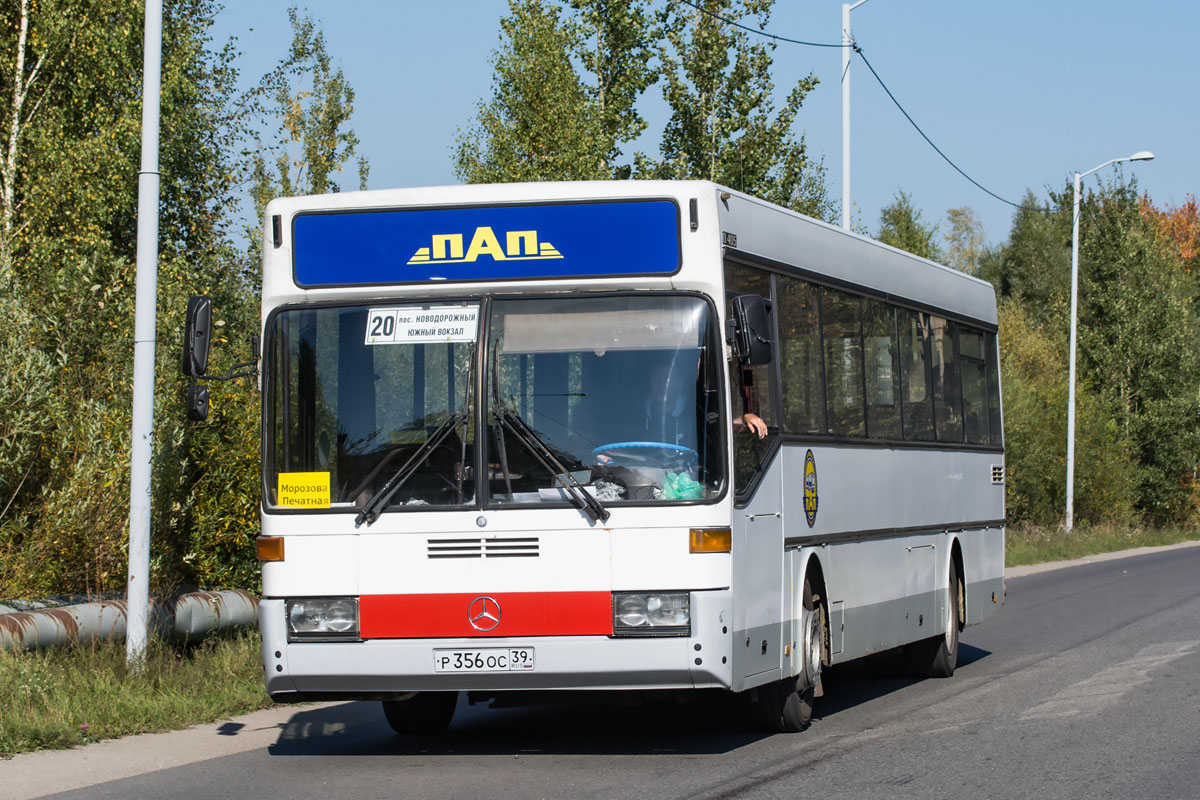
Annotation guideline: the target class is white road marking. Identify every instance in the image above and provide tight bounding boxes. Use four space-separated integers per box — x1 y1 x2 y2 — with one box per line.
1020 641 1197 721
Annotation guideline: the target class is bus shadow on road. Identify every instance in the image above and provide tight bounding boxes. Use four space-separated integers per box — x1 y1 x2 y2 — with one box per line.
268 692 770 757
815 642 993 718
266 645 991 758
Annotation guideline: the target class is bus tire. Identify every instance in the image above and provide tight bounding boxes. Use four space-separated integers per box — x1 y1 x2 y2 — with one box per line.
908 558 960 679
381 691 458 734
756 580 820 733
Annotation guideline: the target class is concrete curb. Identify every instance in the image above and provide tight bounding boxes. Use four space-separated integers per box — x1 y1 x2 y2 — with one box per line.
0 701 346 800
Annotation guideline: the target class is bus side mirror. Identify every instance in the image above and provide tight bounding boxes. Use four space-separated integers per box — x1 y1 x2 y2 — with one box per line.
731 294 773 366
187 382 210 422
183 296 213 377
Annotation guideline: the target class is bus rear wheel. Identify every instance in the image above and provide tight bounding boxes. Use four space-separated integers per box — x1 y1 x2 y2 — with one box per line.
755 580 821 733
908 558 960 679
382 691 458 734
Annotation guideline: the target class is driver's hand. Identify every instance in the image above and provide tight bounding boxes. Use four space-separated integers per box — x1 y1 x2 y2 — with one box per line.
740 413 767 439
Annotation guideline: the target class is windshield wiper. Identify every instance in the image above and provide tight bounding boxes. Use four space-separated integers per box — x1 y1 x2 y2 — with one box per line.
355 410 469 526
492 403 609 524
489 346 607 523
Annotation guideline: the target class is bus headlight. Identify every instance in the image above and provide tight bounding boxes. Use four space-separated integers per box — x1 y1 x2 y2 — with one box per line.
285 597 360 641
612 592 690 637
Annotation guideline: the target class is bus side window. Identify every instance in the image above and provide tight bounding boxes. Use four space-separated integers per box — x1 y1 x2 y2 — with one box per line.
863 298 900 440
930 316 963 443
821 288 865 438
776 275 825 435
900 310 935 442
985 332 1003 446
959 327 989 444
724 263 777 496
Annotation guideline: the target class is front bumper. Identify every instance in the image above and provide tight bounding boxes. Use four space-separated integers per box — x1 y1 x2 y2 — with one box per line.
260 590 733 696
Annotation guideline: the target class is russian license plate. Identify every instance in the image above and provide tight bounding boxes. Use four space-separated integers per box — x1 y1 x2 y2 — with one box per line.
433 648 535 673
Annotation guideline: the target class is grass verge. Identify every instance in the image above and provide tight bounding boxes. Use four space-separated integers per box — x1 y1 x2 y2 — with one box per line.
1006 523 1200 567
0 628 269 759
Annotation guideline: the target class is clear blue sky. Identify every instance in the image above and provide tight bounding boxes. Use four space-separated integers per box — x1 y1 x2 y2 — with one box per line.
212 1 1199 247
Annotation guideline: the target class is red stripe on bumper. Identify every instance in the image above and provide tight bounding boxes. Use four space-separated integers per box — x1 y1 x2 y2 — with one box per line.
360 591 613 638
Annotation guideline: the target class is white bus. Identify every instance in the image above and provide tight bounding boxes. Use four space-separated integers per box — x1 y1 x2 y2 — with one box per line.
235 180 1004 733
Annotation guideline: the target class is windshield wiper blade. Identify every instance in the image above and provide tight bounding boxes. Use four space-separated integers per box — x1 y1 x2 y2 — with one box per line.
494 405 609 524
355 410 468 526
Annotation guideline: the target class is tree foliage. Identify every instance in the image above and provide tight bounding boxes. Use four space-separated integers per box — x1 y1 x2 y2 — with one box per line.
457 0 828 216
1066 178 1200 522
0 0 259 596
998 300 1136 527
455 0 654 183
564 0 656 175
642 0 829 218
876 190 941 260
249 7 367 225
991 175 1200 527
977 190 1069 319
1142 193 1200 274
943 206 985 274
0 2 371 597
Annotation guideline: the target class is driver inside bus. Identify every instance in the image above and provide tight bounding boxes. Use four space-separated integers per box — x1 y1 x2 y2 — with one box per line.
597 355 765 467
647 356 767 442
732 362 768 439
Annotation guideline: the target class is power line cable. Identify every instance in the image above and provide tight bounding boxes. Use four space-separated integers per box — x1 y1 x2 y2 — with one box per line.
853 47 1039 212
674 0 1043 213
676 0 848 48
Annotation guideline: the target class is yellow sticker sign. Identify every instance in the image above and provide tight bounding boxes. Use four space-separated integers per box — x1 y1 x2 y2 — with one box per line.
278 472 331 508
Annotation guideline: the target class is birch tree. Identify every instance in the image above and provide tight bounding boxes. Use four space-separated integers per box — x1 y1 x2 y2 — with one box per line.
455 0 655 183
249 7 368 225
644 0 829 219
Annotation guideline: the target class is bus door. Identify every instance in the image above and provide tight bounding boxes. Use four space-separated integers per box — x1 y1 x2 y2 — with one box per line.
725 275 784 688
732 460 784 687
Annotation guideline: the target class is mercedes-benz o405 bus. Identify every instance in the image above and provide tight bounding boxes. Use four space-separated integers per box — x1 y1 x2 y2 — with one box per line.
240 180 1004 733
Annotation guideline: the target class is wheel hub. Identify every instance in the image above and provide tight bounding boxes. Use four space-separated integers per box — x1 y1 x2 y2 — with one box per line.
800 606 822 690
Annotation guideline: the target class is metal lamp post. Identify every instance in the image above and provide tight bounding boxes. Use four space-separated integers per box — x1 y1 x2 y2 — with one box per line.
1065 150 1154 531
841 0 873 231
126 0 163 666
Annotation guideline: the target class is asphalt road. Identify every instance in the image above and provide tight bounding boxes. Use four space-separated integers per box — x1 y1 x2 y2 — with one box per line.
15 544 1200 800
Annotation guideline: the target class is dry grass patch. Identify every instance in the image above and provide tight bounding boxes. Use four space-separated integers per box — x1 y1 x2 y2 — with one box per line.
0 629 269 759
1006 523 1200 567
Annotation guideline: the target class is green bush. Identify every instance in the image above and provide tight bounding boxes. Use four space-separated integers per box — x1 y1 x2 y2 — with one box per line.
998 301 1137 527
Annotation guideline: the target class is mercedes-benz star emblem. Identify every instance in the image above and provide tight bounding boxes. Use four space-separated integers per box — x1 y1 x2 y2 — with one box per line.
467 596 501 632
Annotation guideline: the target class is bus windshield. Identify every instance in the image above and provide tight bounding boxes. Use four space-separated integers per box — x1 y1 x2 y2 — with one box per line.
266 303 478 510
265 294 725 513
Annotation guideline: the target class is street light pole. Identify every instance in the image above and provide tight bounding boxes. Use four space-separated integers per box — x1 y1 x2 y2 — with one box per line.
841 0 872 231
1065 150 1154 531
126 0 163 667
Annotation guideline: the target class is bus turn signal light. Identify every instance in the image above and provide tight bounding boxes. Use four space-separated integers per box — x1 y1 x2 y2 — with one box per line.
690 528 731 553
256 536 285 561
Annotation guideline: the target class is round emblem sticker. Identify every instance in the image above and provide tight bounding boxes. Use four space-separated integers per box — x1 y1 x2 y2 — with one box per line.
803 449 819 528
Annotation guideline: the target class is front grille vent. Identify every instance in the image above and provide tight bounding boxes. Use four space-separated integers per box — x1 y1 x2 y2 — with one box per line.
427 537 539 559
991 465 1006 485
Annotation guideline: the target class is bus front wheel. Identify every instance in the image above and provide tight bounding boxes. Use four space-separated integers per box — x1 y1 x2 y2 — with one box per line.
382 691 458 734
755 580 821 733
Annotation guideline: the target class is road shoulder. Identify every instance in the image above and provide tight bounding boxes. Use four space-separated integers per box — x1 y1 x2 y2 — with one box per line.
0 701 344 800
1005 538 1200 579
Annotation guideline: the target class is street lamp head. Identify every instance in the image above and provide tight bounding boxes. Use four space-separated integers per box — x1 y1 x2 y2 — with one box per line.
1128 150 1155 162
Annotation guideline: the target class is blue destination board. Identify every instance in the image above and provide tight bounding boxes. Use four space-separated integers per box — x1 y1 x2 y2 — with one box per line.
292 199 680 287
